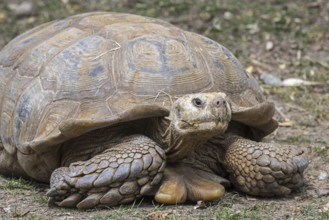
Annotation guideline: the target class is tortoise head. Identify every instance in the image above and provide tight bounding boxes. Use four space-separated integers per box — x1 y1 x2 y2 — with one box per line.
170 92 232 138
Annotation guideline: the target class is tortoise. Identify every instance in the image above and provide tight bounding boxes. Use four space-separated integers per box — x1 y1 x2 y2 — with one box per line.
0 12 308 209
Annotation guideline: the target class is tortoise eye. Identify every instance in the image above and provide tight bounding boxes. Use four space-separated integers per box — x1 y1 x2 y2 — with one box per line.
192 98 203 107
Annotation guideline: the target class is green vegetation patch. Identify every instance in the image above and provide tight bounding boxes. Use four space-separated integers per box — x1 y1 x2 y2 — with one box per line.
4 178 36 191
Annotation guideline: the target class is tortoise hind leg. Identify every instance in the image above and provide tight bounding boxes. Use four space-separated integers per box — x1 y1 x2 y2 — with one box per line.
47 135 165 209
222 135 309 196
0 139 29 179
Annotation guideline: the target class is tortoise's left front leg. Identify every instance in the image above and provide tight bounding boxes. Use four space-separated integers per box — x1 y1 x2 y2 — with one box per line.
221 135 309 196
47 135 165 209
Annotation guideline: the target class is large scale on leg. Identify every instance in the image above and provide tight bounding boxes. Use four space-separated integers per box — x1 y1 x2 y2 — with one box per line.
0 12 309 209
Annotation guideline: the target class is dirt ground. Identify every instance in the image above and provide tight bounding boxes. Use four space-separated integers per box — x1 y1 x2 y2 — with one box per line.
0 0 328 219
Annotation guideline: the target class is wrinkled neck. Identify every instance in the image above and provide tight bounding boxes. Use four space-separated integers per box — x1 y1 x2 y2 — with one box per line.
149 117 207 162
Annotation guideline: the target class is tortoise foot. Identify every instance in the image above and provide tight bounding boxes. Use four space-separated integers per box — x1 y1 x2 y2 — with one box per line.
47 135 166 209
223 135 309 196
155 165 226 204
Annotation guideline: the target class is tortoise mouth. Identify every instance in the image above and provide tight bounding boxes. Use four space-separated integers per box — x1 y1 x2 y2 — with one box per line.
175 118 229 138
178 117 222 128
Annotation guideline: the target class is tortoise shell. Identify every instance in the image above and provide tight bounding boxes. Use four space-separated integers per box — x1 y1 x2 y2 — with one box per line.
0 12 277 162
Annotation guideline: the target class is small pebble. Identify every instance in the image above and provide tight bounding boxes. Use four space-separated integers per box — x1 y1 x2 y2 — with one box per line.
316 188 329 197
8 2 33 16
259 72 282 86
266 41 274 51
223 11 233 20
318 171 328 180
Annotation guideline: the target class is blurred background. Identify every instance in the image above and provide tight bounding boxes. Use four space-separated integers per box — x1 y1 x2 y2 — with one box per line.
0 0 328 219
0 0 328 83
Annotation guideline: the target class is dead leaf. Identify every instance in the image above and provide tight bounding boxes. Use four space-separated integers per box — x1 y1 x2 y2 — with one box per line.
317 60 329 68
0 12 6 23
212 17 221 31
193 200 207 210
147 209 173 220
246 195 258 201
246 23 259 34
8 206 31 218
278 120 295 127
308 0 322 8
199 12 212 22
296 50 302 61
246 66 254 75
3 206 11 214
279 63 286 70
282 78 323 86
250 58 272 71
321 202 329 212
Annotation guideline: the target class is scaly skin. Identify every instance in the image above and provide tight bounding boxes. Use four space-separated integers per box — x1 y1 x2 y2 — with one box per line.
185 135 309 197
222 135 308 196
47 135 166 209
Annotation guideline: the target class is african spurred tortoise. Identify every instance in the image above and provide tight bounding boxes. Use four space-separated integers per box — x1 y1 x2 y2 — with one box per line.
0 12 308 209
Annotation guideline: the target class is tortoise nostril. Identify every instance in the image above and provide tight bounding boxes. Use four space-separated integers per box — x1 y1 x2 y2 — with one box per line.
212 98 229 109
214 99 225 107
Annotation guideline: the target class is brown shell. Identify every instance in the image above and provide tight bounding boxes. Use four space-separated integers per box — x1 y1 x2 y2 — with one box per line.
0 12 277 157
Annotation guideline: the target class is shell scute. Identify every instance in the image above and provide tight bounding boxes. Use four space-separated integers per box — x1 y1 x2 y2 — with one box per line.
0 12 276 169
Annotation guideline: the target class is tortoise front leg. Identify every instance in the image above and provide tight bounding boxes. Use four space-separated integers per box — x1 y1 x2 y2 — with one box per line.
47 135 165 209
222 135 309 196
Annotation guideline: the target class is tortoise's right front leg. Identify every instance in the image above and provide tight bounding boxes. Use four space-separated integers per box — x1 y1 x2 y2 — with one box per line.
47 135 165 209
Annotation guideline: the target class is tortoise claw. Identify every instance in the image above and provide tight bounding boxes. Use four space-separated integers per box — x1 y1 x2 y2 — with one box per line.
76 193 103 209
46 188 58 197
59 193 84 208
